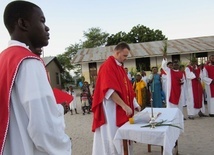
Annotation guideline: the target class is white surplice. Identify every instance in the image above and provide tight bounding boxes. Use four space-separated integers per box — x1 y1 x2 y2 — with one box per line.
202 67 214 115
3 41 71 155
185 66 205 116
161 73 167 100
161 59 185 112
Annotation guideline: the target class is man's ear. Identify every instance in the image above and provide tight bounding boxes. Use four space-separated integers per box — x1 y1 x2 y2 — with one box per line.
17 18 29 31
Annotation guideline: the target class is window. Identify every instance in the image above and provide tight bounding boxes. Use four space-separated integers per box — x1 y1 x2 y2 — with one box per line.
196 52 208 64
135 57 150 71
172 55 180 62
88 63 97 84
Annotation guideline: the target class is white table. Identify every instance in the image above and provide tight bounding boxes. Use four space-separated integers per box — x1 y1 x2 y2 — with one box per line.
114 108 184 155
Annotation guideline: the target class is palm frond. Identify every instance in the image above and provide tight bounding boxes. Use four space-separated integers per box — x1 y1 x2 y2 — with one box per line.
161 40 168 55
141 119 182 129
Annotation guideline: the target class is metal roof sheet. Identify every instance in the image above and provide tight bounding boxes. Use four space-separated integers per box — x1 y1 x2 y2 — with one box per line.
71 36 214 64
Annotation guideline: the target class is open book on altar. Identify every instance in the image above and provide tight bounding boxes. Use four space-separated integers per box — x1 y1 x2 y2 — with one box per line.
129 110 161 124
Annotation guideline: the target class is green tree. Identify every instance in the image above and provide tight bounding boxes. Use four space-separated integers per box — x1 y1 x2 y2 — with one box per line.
81 27 109 48
106 31 128 46
56 43 82 87
106 24 167 46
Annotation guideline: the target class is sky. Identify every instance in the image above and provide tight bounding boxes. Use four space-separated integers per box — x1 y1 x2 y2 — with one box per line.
0 0 214 57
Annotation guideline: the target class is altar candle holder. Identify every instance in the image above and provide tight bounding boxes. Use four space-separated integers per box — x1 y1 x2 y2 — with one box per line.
149 98 156 128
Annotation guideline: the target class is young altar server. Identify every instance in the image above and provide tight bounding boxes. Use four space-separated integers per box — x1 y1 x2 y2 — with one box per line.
202 55 214 117
161 53 186 113
185 58 207 119
0 1 71 154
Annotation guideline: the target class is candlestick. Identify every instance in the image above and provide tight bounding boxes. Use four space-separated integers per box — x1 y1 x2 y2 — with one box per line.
149 98 156 128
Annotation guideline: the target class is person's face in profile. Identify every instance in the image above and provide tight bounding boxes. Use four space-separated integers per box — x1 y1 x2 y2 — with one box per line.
167 63 173 69
210 55 214 63
28 7 50 48
125 68 128 73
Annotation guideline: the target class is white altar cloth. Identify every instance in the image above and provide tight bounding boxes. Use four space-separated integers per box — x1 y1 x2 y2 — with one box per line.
114 108 184 155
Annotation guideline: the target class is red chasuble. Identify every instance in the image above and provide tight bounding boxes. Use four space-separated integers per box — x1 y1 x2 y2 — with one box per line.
0 46 40 154
204 65 214 97
92 56 135 132
169 69 183 105
187 65 203 109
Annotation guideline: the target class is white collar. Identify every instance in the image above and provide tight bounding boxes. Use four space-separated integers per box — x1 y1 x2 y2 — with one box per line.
114 58 122 66
8 40 30 51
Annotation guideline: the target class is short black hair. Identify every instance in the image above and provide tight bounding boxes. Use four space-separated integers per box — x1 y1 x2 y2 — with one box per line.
3 1 40 34
151 66 158 70
114 42 130 51
172 59 179 64
167 61 172 66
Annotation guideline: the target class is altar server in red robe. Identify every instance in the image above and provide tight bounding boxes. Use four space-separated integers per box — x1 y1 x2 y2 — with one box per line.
203 55 214 117
0 1 71 155
185 58 207 119
92 42 140 155
161 54 185 114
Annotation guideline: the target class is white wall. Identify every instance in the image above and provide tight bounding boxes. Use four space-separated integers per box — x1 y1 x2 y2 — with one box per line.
124 59 136 71
82 63 90 82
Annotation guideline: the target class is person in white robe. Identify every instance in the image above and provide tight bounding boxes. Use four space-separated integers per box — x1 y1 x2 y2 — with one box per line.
125 67 132 81
3 41 72 155
185 60 207 119
68 86 79 115
161 62 173 101
202 55 214 117
1 1 71 154
161 58 185 113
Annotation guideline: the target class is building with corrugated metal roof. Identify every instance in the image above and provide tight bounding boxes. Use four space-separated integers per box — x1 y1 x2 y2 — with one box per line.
71 36 214 84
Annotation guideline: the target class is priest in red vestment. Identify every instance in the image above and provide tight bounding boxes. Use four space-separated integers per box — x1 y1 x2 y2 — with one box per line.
92 42 140 155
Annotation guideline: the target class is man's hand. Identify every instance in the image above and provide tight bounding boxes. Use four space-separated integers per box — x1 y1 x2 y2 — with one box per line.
163 52 167 60
61 102 70 114
135 106 141 112
122 104 133 116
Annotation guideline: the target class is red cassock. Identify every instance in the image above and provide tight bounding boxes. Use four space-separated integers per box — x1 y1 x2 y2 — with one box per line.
53 88 73 105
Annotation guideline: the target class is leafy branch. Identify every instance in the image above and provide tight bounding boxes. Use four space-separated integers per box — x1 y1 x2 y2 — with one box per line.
162 40 168 56
141 119 182 129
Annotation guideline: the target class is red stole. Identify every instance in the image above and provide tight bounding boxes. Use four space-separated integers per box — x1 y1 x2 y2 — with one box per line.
0 46 40 154
169 69 183 105
187 65 203 108
204 65 214 97
92 56 135 132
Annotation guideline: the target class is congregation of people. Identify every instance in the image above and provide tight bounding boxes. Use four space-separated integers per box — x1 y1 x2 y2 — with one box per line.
1 1 214 155
126 54 214 120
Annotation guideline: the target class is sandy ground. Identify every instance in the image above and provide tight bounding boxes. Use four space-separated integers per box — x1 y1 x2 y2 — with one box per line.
64 89 214 155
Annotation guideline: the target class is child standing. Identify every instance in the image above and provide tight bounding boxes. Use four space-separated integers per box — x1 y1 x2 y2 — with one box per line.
68 86 79 115
80 89 90 115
